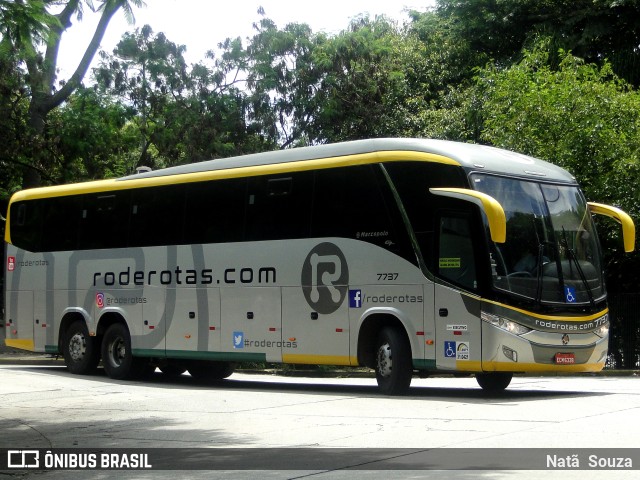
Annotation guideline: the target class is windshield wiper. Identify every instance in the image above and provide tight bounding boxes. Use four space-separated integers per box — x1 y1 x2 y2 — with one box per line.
561 227 595 307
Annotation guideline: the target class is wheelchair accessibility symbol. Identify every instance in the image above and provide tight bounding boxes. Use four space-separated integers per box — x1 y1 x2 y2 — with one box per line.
444 341 456 358
565 286 577 303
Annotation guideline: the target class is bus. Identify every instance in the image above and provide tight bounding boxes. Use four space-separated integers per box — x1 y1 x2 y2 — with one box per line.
3 138 635 394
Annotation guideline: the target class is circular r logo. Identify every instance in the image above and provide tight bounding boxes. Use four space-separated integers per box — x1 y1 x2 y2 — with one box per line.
301 243 349 314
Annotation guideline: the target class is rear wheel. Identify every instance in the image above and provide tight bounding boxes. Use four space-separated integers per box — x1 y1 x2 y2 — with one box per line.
476 372 513 392
374 327 412 395
101 323 149 380
62 320 99 375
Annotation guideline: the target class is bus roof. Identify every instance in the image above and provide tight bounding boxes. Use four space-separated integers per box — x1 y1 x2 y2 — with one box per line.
122 138 576 183
10 138 577 202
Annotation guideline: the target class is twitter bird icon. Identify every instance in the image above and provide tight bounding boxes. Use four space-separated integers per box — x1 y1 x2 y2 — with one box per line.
233 331 244 349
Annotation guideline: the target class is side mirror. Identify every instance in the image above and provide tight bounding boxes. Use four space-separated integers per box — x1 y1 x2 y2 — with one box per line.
430 188 506 243
588 202 636 252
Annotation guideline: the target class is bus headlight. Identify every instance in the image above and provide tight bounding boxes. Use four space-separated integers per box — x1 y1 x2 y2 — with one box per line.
481 311 532 336
594 323 610 338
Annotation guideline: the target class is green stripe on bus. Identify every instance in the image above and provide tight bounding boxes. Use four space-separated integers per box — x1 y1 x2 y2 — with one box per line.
45 345 60 354
413 359 436 370
133 349 267 363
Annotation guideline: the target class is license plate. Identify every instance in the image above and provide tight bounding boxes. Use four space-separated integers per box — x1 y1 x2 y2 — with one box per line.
555 353 575 365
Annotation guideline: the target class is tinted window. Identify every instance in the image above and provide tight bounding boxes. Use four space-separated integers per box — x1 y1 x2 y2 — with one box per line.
244 172 313 241
184 178 246 244
438 214 477 291
384 162 467 233
312 165 415 262
78 192 131 250
130 185 185 247
41 196 83 251
385 162 467 265
9 201 43 252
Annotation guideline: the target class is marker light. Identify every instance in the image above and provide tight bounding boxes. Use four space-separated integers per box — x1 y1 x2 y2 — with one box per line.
594 323 610 338
481 311 532 335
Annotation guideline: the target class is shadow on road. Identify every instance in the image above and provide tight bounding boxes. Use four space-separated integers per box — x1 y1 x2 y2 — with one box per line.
7 365 612 404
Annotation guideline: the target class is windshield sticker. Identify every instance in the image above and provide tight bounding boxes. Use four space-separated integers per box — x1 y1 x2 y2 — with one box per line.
439 258 461 268
565 286 577 303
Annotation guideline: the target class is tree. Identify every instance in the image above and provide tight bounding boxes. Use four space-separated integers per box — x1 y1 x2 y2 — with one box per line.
431 0 640 85
94 24 190 169
48 86 138 181
95 25 274 168
476 40 640 291
1 0 143 188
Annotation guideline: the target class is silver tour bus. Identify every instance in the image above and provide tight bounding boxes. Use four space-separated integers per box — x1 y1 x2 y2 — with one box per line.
4 139 635 394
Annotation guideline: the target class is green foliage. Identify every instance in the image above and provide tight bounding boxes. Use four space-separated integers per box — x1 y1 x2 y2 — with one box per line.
477 40 640 217
50 86 138 180
476 39 640 290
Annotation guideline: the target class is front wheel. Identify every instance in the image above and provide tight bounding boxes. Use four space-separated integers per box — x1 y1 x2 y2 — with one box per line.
62 320 99 375
101 323 149 380
476 372 513 392
374 327 413 395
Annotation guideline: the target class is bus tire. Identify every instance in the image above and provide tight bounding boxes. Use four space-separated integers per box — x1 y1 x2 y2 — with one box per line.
476 372 512 392
62 320 99 375
188 361 235 381
375 327 412 395
101 323 148 380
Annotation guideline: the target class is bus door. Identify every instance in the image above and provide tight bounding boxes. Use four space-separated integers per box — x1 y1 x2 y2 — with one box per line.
433 212 483 372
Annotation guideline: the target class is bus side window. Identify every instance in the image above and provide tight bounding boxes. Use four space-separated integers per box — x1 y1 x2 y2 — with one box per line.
244 172 313 241
437 215 477 291
184 178 246 244
9 201 43 252
130 185 185 247
78 192 131 250
41 196 82 251
312 165 415 262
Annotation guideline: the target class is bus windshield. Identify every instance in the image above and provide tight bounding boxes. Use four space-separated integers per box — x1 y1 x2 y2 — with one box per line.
471 173 604 305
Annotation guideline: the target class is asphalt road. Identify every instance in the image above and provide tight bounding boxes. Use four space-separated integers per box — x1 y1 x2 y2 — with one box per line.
0 360 639 479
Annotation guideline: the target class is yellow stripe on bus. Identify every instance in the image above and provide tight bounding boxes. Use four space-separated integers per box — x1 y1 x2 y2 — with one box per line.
7 151 459 202
4 338 36 352
457 360 605 373
483 299 609 323
281 354 357 366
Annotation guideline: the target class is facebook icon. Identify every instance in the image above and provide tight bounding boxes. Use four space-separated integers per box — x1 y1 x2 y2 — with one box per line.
349 289 362 308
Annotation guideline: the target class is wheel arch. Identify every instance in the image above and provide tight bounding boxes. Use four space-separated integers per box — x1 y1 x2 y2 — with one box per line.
58 310 90 354
357 310 412 369
96 311 129 338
